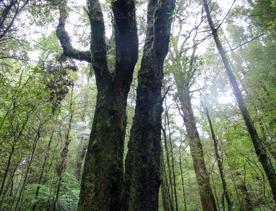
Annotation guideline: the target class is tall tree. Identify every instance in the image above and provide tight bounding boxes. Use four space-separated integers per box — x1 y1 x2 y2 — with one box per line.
125 0 175 209
55 0 138 209
202 99 232 211
173 56 217 210
202 0 276 203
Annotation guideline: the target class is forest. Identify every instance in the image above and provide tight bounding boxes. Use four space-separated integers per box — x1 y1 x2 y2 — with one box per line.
0 0 275 210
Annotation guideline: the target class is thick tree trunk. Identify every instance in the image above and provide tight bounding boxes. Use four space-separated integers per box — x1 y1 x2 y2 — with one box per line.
125 55 163 210
78 85 129 210
124 0 175 209
202 0 276 202
179 89 217 211
202 102 233 210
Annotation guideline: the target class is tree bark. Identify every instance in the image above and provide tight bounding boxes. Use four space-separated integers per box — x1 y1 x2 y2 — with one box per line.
79 85 130 210
172 40 216 210
124 0 175 209
202 0 276 203
56 0 138 209
178 89 217 211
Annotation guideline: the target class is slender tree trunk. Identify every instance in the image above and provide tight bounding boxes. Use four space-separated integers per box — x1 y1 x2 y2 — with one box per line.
11 172 24 209
0 113 31 204
32 130 54 211
203 0 276 202
125 0 175 209
165 110 179 211
179 145 188 211
178 89 217 211
74 137 87 181
0 141 16 202
211 173 220 209
223 31 276 162
239 164 254 211
3 158 21 197
202 101 233 210
14 123 42 211
162 126 175 210
54 88 74 211
161 152 171 211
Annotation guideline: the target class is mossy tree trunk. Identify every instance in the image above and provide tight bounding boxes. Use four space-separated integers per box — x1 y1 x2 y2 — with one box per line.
56 0 138 209
124 0 175 209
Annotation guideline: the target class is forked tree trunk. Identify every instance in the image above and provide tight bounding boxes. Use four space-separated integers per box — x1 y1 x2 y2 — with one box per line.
203 0 276 202
56 0 138 209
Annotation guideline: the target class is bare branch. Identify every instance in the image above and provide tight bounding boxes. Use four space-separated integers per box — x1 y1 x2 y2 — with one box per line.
216 0 238 30
227 33 266 52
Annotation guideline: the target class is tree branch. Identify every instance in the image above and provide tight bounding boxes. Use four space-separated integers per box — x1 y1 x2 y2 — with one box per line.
87 0 111 82
154 0 176 60
216 0 238 30
0 0 29 40
112 0 138 84
228 33 265 52
56 0 91 63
